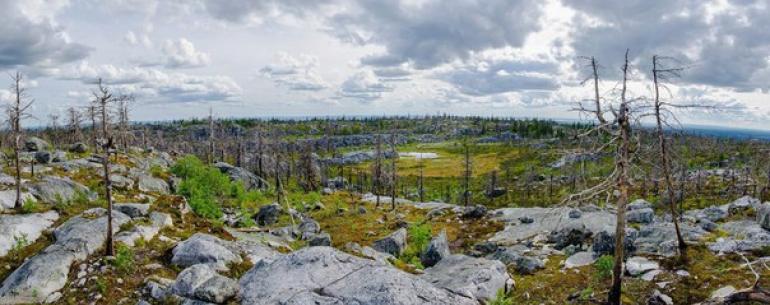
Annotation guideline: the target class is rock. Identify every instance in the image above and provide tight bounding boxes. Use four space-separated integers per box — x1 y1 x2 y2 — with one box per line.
700 219 719 232
592 227 637 256
138 175 170 194
171 233 242 270
569 209 582 219
28 176 95 204
729 196 759 215
0 208 130 304
628 199 652 210
648 289 673 305
44 292 62 304
24 137 49 152
422 254 513 303
114 203 150 218
565 251 595 269
548 223 589 250
115 212 174 247
358 207 367 214
0 190 36 212
34 151 53 164
308 233 332 247
461 205 488 219
239 246 475 305
213 162 268 191
297 217 321 239
372 228 407 257
172 264 238 304
51 151 67 163
641 269 662 281
635 223 706 257
627 208 654 224
626 256 659 276
519 216 534 224
758 203 770 230
420 230 450 268
0 211 59 257
255 203 281 226
490 207 615 245
513 255 544 274
711 286 736 299
110 174 134 190
702 206 728 222
69 142 88 153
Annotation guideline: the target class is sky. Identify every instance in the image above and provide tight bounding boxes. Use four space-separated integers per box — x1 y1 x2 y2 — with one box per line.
0 0 769 129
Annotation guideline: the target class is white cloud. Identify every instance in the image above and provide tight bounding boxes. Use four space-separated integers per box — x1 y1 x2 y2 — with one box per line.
259 52 327 91
337 69 393 102
161 38 210 69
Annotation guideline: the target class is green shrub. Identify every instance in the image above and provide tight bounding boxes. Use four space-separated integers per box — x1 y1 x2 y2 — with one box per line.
594 255 614 280
111 244 134 274
398 222 433 269
172 155 230 219
12 233 29 252
21 198 38 214
488 289 513 305
149 165 165 178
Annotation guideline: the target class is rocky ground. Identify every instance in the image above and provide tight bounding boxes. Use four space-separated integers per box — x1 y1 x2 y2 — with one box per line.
1 137 769 305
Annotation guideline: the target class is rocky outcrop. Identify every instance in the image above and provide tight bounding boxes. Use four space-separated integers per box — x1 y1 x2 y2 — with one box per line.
115 212 173 247
421 254 513 303
490 207 615 244
239 246 477 305
24 137 49 152
254 203 281 226
172 264 238 304
372 228 407 257
214 162 269 190
421 230 450 268
0 211 59 257
0 190 36 212
0 208 131 304
171 233 242 271
27 176 96 205
137 175 170 194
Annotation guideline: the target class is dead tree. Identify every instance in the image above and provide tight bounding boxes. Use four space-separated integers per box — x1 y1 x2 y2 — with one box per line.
651 55 688 261
299 142 320 192
48 113 60 146
116 96 133 153
390 131 398 211
89 105 98 153
462 139 472 206
372 134 384 207
92 78 119 257
5 72 34 211
567 50 637 305
67 107 83 143
418 157 425 202
207 107 215 164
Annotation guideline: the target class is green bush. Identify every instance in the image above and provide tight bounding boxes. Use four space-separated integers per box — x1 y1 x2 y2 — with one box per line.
398 222 433 269
112 243 134 274
172 155 230 219
594 255 614 280
488 289 513 305
21 198 38 214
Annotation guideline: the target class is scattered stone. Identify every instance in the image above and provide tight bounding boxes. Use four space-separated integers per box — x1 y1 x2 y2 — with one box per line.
519 216 534 224
700 219 718 232
372 228 408 257
592 227 637 256
729 196 758 215
171 233 242 271
35 151 53 164
641 269 662 282
308 233 331 247
24 137 50 152
648 289 673 305
569 209 582 219
114 203 150 218
27 176 96 205
422 254 513 303
172 264 238 304
69 142 88 153
702 206 728 222
627 208 654 224
137 175 170 194
296 217 321 239
462 205 488 219
565 251 595 269
513 255 544 274
255 203 281 226
421 230 450 268
626 256 659 276
628 199 652 210
710 286 736 299
548 223 589 250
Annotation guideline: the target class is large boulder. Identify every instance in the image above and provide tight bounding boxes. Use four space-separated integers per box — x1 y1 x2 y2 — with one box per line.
24 137 49 152
53 208 132 255
729 196 759 215
214 162 268 191
0 190 36 212
254 203 282 226
27 176 95 205
592 227 638 256
372 228 408 257
68 142 88 153
625 256 659 276
239 246 476 305
627 208 654 224
171 233 242 270
422 254 513 303
34 151 52 164
138 175 170 194
0 211 59 257
114 203 150 218
548 222 589 250
171 264 238 304
110 174 134 190
420 230 450 268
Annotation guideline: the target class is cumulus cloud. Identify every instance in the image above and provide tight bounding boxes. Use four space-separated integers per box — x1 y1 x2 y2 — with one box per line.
0 0 90 71
565 0 770 91
336 70 394 102
330 0 545 69
436 55 560 96
200 0 333 24
259 52 327 91
57 62 241 103
161 38 210 69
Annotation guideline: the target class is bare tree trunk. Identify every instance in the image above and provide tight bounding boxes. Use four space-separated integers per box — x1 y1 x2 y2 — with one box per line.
608 49 631 305
390 132 397 211
653 55 688 261
463 141 471 206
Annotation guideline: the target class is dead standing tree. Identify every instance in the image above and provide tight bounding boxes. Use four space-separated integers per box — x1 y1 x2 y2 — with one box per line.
5 72 34 211
92 78 120 256
372 134 384 208
67 107 84 144
567 50 638 305
389 131 398 211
